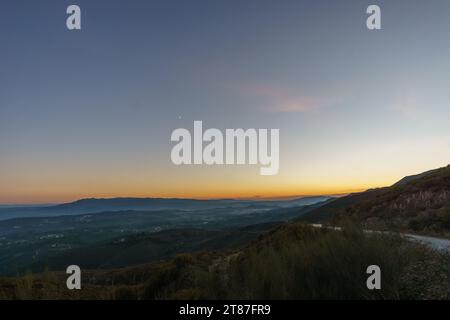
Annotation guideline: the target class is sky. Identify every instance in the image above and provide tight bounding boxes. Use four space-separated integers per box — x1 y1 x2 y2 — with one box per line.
1 0 450 204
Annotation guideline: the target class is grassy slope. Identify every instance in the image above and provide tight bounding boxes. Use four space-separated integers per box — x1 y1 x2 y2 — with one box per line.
298 165 450 237
1 222 449 300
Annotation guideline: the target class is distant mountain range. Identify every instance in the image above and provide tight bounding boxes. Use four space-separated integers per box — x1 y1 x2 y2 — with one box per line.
0 196 331 275
0 196 331 221
2 166 450 299
298 165 450 237
2 165 450 279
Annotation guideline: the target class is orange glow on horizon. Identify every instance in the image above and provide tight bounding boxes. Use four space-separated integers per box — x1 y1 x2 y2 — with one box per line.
2 160 447 205
0 185 376 205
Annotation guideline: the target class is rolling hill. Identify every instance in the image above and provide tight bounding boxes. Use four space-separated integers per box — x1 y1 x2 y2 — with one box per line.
298 165 450 237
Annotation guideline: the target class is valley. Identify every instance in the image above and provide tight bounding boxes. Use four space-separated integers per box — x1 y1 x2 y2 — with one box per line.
1 166 450 299
0 196 330 275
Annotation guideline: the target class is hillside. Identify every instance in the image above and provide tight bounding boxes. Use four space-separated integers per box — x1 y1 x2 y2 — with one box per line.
2 222 449 300
298 165 450 237
29 223 282 273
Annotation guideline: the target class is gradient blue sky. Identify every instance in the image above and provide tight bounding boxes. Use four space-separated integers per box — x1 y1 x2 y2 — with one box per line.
1 0 450 203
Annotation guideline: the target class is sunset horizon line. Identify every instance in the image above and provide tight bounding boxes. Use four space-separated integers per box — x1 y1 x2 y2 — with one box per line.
0 190 365 206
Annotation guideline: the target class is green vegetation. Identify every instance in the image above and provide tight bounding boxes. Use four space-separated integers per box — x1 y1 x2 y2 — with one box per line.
1 223 449 300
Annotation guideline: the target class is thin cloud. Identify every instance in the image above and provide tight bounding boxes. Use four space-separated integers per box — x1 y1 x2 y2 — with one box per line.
390 92 426 121
238 83 342 113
